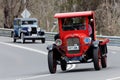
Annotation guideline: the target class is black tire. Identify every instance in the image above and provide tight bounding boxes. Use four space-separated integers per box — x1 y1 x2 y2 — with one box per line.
48 51 57 74
101 55 107 68
60 60 67 71
13 32 16 43
93 47 101 70
21 33 25 43
41 38 45 43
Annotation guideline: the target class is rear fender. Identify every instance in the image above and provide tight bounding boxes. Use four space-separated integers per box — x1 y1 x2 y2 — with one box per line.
99 44 108 55
100 38 109 45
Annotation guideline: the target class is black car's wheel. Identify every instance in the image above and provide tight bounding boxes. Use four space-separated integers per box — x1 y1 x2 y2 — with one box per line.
48 51 57 74
93 47 101 70
13 32 16 43
60 59 67 71
101 55 107 68
41 38 45 43
21 33 25 43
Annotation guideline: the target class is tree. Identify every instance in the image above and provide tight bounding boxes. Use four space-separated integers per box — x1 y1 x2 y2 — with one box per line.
1 0 29 28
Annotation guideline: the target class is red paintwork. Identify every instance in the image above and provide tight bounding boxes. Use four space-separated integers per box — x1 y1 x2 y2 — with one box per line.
63 33 90 57
54 11 108 58
54 11 94 18
100 38 109 45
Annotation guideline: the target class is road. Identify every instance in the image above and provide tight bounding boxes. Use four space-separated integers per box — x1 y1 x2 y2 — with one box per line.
0 36 120 80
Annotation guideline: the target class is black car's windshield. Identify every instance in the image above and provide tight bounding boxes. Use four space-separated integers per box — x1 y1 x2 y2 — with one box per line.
62 17 86 31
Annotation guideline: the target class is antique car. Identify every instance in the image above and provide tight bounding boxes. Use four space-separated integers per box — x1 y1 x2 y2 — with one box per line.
47 11 109 74
12 18 45 43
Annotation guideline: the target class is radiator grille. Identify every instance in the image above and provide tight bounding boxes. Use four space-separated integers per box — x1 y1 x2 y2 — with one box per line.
67 37 80 54
31 27 37 34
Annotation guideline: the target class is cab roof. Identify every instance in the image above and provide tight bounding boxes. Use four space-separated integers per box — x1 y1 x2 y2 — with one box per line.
54 11 94 18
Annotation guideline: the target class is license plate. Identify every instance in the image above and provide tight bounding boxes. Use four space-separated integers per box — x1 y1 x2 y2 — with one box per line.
32 34 37 36
67 45 79 51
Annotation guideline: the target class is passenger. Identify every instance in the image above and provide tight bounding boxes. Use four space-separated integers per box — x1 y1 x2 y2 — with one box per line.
79 18 92 36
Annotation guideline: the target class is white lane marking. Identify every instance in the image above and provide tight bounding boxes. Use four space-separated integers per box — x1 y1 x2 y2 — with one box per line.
16 74 51 80
106 77 120 80
0 42 47 55
0 42 76 79
0 41 76 70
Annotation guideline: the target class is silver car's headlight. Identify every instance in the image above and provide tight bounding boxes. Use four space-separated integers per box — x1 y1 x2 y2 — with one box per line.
28 27 31 32
55 39 62 46
37 27 40 32
84 37 91 44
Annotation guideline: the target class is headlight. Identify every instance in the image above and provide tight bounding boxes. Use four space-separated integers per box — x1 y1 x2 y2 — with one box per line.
55 39 62 46
28 27 31 32
37 27 40 31
84 37 91 44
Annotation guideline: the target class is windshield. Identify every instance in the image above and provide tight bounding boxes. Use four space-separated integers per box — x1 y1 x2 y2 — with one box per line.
22 20 37 25
62 17 86 31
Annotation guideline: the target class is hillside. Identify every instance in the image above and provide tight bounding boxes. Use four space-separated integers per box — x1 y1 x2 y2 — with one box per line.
0 0 120 36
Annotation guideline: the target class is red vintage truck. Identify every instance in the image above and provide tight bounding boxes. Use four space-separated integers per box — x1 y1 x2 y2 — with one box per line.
47 11 109 74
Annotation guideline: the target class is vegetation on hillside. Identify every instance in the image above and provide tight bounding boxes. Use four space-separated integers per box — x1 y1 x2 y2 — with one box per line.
0 0 120 36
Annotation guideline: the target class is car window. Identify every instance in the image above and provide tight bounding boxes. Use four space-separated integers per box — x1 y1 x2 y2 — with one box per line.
22 20 37 25
62 17 86 31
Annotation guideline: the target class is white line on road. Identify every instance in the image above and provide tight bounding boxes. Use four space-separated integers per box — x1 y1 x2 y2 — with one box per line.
0 42 47 55
0 42 76 79
106 77 120 80
16 74 51 80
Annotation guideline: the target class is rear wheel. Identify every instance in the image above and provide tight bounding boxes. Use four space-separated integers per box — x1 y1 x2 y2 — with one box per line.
60 59 67 71
101 55 107 68
13 32 16 43
48 51 57 74
93 47 101 70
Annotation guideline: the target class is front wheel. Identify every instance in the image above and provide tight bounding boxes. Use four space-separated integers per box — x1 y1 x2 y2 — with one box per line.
21 33 25 43
93 47 101 70
48 51 57 74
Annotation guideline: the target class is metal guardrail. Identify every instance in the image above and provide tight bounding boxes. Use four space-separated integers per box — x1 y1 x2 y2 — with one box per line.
0 28 12 37
45 32 120 44
0 28 120 44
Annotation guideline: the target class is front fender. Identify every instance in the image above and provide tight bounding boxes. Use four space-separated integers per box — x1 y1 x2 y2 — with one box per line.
92 40 99 47
47 45 54 51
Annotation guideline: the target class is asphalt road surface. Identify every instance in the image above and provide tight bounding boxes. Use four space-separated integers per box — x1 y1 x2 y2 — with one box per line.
0 36 120 80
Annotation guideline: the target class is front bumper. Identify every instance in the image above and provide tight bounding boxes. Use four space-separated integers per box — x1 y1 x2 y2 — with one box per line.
24 35 45 40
